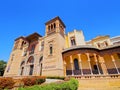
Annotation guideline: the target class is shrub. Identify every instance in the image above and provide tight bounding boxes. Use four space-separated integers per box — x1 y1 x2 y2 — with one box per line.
19 78 79 90
22 77 36 86
47 76 65 80
0 77 15 89
22 76 46 86
36 78 46 84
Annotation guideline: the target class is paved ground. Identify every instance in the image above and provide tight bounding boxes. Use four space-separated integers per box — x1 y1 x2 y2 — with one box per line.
45 79 63 83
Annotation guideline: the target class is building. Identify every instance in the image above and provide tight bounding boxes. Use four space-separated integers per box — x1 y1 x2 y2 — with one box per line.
4 16 120 77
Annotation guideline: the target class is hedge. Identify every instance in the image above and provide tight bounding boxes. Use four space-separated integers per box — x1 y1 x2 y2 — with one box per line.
47 76 65 80
0 77 15 89
19 78 79 90
22 76 46 86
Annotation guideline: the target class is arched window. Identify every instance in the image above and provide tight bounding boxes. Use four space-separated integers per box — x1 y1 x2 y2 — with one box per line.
49 44 53 55
39 56 43 63
21 41 24 49
21 61 25 66
27 56 34 64
74 59 79 70
97 43 101 48
70 37 76 46
104 41 108 46
39 56 43 76
20 61 25 75
48 26 50 31
27 56 34 75
51 24 53 29
41 41 44 51
53 23 56 29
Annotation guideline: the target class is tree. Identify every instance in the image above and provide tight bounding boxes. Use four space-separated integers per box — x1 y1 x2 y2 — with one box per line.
0 60 6 76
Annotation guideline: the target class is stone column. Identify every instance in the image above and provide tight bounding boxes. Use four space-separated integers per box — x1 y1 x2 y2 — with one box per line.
24 65 28 76
86 53 93 75
70 55 74 76
99 56 108 75
111 55 120 74
78 54 83 75
64 61 67 76
94 54 101 75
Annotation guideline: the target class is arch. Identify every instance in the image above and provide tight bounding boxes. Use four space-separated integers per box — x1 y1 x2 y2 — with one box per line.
39 56 43 76
48 25 50 31
27 56 34 64
51 24 53 29
20 61 25 66
74 58 79 70
53 23 56 29
39 56 43 63
20 60 25 75
26 56 34 75
49 44 53 55
21 41 24 49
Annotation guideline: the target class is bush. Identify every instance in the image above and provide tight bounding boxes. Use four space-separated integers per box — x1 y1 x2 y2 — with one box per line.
22 76 46 86
0 77 15 89
19 78 79 90
47 76 65 80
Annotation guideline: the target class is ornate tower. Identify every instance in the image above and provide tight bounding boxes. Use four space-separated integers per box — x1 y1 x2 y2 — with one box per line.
4 37 28 76
42 16 66 76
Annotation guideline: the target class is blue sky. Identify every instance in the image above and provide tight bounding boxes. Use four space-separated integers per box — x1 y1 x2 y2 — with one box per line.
0 0 120 61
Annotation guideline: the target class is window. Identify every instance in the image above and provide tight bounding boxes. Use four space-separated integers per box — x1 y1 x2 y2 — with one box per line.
7 65 10 72
41 41 44 51
49 44 53 55
39 56 43 76
29 44 35 54
39 56 43 63
27 56 34 75
21 61 25 66
13 40 19 50
53 23 56 29
70 37 76 46
27 56 34 64
74 59 79 70
94 65 98 70
51 24 53 30
22 48 27 56
48 26 50 31
20 67 24 75
97 43 101 48
29 65 34 75
104 41 108 46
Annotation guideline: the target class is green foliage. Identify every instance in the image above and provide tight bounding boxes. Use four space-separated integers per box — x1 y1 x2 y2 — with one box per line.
19 78 79 90
0 60 6 76
47 76 65 80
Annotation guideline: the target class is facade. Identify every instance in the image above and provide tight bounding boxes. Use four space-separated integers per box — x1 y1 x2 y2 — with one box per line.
4 16 120 77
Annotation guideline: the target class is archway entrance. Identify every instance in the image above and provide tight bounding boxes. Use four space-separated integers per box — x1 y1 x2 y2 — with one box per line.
39 56 43 76
27 56 34 75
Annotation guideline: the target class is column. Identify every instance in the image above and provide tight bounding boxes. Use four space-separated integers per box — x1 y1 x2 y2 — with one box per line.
64 61 67 76
111 55 119 74
94 54 101 75
78 54 83 75
70 55 74 76
99 56 108 75
86 53 93 75
24 65 28 76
